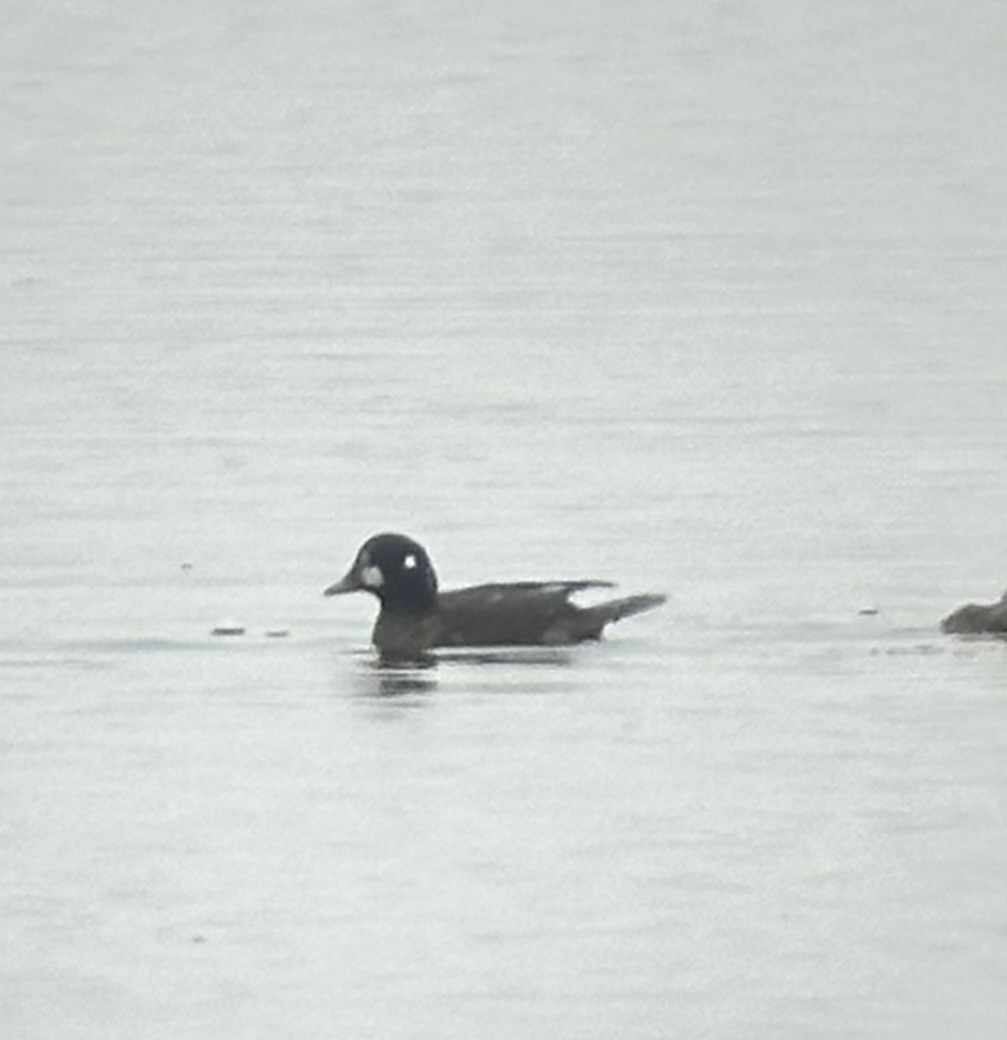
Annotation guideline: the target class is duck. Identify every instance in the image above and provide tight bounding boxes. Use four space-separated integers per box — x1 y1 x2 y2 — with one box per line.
941 587 1007 635
324 532 666 659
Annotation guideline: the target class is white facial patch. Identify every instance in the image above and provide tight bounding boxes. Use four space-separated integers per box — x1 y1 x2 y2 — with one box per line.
403 554 417 570
361 564 384 589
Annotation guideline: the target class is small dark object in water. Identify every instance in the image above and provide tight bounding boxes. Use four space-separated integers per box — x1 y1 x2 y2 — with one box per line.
211 624 245 637
324 532 666 659
265 629 290 639
858 607 879 616
941 588 1007 635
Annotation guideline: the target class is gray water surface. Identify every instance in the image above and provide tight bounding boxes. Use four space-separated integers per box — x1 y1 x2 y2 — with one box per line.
2 2 1005 1038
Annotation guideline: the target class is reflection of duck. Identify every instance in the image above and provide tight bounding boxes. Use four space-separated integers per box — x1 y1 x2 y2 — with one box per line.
325 532 666 660
941 588 1007 635
372 659 439 698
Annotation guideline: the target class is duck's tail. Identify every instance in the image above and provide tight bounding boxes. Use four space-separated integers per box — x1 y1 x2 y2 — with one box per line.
578 592 666 638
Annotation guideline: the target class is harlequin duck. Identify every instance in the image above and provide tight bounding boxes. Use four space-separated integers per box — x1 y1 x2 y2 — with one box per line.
324 532 666 658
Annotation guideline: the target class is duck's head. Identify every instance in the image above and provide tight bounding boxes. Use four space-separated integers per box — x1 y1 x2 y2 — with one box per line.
324 532 439 611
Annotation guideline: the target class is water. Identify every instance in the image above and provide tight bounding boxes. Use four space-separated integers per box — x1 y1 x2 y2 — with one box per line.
2 2 1005 1038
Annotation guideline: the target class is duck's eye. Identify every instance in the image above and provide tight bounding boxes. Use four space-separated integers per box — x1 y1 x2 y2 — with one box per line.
403 554 417 570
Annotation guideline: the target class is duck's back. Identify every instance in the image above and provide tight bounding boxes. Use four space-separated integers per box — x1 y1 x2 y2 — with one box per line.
432 581 660 647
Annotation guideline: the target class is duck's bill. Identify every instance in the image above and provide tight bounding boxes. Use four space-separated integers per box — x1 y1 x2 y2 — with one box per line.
323 572 360 596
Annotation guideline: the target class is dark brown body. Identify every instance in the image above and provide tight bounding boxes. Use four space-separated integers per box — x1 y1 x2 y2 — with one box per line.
372 581 666 658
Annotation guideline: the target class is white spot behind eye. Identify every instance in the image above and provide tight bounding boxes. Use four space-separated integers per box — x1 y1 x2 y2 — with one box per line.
403 554 417 570
361 565 384 589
